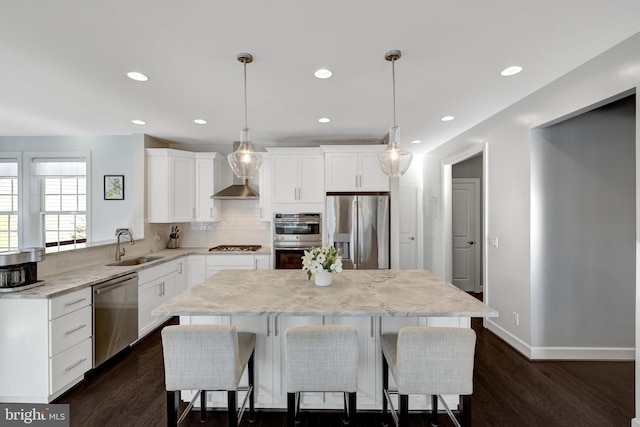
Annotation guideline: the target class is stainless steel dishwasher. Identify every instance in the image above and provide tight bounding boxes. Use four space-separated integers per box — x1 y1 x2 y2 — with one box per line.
93 272 139 367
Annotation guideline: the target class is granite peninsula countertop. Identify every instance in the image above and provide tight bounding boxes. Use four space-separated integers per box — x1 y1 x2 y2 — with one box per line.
153 269 498 318
0 246 271 299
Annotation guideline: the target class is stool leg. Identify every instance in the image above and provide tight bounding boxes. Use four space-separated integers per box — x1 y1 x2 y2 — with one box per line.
399 394 409 427
166 391 178 427
248 350 256 422
347 392 357 426
460 394 472 427
287 392 296 427
200 390 207 422
382 355 389 416
227 390 237 427
431 395 438 426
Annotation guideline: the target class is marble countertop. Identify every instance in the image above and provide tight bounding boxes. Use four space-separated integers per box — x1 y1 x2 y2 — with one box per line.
0 247 271 299
153 269 498 318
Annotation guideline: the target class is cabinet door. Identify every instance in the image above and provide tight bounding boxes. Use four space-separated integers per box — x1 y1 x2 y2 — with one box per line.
324 153 358 191
258 157 273 221
138 281 161 338
188 255 206 288
255 254 271 270
297 155 324 203
358 153 389 191
171 156 195 222
272 156 299 203
195 157 215 222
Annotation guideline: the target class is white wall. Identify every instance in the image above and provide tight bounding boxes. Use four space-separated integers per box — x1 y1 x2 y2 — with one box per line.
0 135 141 244
422 31 640 424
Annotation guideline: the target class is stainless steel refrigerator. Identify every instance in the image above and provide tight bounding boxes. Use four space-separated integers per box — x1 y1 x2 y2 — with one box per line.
326 194 390 269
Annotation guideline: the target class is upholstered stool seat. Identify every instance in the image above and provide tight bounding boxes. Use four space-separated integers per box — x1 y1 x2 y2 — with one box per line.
161 324 256 427
381 326 476 427
285 325 359 427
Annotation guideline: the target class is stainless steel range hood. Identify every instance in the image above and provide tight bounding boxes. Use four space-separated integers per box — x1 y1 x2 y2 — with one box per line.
211 177 259 200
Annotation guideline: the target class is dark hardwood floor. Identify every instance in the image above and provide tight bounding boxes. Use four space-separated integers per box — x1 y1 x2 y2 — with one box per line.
56 316 634 427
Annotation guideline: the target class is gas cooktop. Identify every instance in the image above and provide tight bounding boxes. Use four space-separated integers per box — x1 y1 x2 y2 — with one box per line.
209 245 262 252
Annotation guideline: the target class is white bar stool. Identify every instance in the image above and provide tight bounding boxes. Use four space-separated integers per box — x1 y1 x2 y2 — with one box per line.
285 325 359 427
161 324 256 427
381 326 476 427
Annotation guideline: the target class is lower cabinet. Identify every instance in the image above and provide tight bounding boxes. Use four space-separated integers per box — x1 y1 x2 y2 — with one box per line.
0 287 93 403
137 260 182 339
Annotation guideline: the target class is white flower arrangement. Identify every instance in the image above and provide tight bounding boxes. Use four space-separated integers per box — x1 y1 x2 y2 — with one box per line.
301 245 343 280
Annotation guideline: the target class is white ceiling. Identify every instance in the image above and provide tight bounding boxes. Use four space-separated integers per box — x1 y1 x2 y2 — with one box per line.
2 1 640 155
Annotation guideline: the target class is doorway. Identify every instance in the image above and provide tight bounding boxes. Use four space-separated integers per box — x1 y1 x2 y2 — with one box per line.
452 178 480 292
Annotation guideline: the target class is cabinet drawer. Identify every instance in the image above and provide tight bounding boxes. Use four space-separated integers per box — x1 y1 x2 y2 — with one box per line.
207 255 255 268
49 305 92 357
50 337 92 395
138 260 180 285
49 288 92 320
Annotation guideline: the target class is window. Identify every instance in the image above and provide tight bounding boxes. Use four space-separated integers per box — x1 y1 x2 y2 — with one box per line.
34 159 88 252
0 160 19 252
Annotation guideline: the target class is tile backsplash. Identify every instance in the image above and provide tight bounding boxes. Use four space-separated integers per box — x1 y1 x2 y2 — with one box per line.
179 200 271 248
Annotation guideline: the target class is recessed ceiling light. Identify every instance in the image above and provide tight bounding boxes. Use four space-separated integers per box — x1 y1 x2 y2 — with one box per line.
500 65 523 77
127 71 149 82
314 69 333 79
411 140 422 144
131 119 146 125
318 117 331 123
194 119 207 125
441 115 455 122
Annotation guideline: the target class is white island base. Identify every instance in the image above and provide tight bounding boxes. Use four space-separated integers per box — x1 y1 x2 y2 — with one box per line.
180 314 469 411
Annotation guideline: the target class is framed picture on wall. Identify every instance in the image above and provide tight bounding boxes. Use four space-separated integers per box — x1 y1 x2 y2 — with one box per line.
104 175 125 200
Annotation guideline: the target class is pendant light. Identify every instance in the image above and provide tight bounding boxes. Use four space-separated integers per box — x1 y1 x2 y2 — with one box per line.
228 52 263 179
377 50 413 177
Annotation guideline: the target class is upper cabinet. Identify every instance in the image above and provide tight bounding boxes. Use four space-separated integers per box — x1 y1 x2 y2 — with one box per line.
267 147 325 213
323 146 389 192
194 153 224 222
147 149 223 223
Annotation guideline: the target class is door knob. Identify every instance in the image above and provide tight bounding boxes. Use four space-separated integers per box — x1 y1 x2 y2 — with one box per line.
467 241 475 245
409 237 415 241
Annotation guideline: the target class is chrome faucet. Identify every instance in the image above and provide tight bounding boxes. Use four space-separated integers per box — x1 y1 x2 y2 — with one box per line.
115 228 135 261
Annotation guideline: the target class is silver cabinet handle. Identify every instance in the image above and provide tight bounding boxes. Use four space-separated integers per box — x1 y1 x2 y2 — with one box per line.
370 317 374 338
274 317 279 336
266 317 271 337
64 324 87 336
64 298 87 307
65 358 87 372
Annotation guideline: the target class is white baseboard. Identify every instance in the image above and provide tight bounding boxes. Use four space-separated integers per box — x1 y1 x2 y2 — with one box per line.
486 319 634 360
631 417 640 427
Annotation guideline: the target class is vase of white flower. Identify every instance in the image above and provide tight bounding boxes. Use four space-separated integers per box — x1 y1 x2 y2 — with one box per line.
301 245 343 286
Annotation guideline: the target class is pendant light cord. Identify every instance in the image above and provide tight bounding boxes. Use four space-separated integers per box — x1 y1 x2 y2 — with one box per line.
392 57 397 127
243 60 248 130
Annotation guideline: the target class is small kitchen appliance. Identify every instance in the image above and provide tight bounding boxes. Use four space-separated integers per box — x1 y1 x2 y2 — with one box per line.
273 213 322 269
0 247 45 292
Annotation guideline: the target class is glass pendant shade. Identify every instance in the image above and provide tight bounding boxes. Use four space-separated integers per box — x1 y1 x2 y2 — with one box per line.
378 49 413 177
228 128 263 179
378 125 413 177
228 52 263 179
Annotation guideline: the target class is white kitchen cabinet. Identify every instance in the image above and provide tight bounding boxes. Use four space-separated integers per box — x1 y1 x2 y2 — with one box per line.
258 155 273 221
137 260 181 339
266 148 325 213
147 149 223 223
255 254 271 270
0 287 93 403
187 254 206 288
205 253 272 277
195 152 224 222
147 148 195 223
323 147 389 192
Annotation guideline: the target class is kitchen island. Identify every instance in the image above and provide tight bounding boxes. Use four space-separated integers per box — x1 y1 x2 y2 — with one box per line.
153 269 498 411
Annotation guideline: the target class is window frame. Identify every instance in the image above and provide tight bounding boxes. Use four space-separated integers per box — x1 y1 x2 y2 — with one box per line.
0 153 21 251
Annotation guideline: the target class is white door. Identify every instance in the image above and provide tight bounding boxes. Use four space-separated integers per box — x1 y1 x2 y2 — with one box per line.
452 179 480 292
399 185 418 269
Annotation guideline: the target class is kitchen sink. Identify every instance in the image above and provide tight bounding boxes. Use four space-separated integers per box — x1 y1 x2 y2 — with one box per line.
107 256 164 266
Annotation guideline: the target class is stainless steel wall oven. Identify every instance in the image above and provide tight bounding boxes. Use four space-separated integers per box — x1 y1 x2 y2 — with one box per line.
273 213 322 269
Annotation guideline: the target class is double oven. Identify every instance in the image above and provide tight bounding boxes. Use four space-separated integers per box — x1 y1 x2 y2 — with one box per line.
273 213 322 269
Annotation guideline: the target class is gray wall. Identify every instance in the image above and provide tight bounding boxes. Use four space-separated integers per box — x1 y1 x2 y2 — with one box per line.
452 154 483 288
531 95 635 347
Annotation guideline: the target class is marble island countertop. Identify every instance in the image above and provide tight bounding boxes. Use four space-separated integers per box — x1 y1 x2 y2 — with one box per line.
153 269 498 318
0 246 271 299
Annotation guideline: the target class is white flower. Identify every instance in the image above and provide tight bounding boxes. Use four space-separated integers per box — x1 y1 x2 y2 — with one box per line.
300 246 342 279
